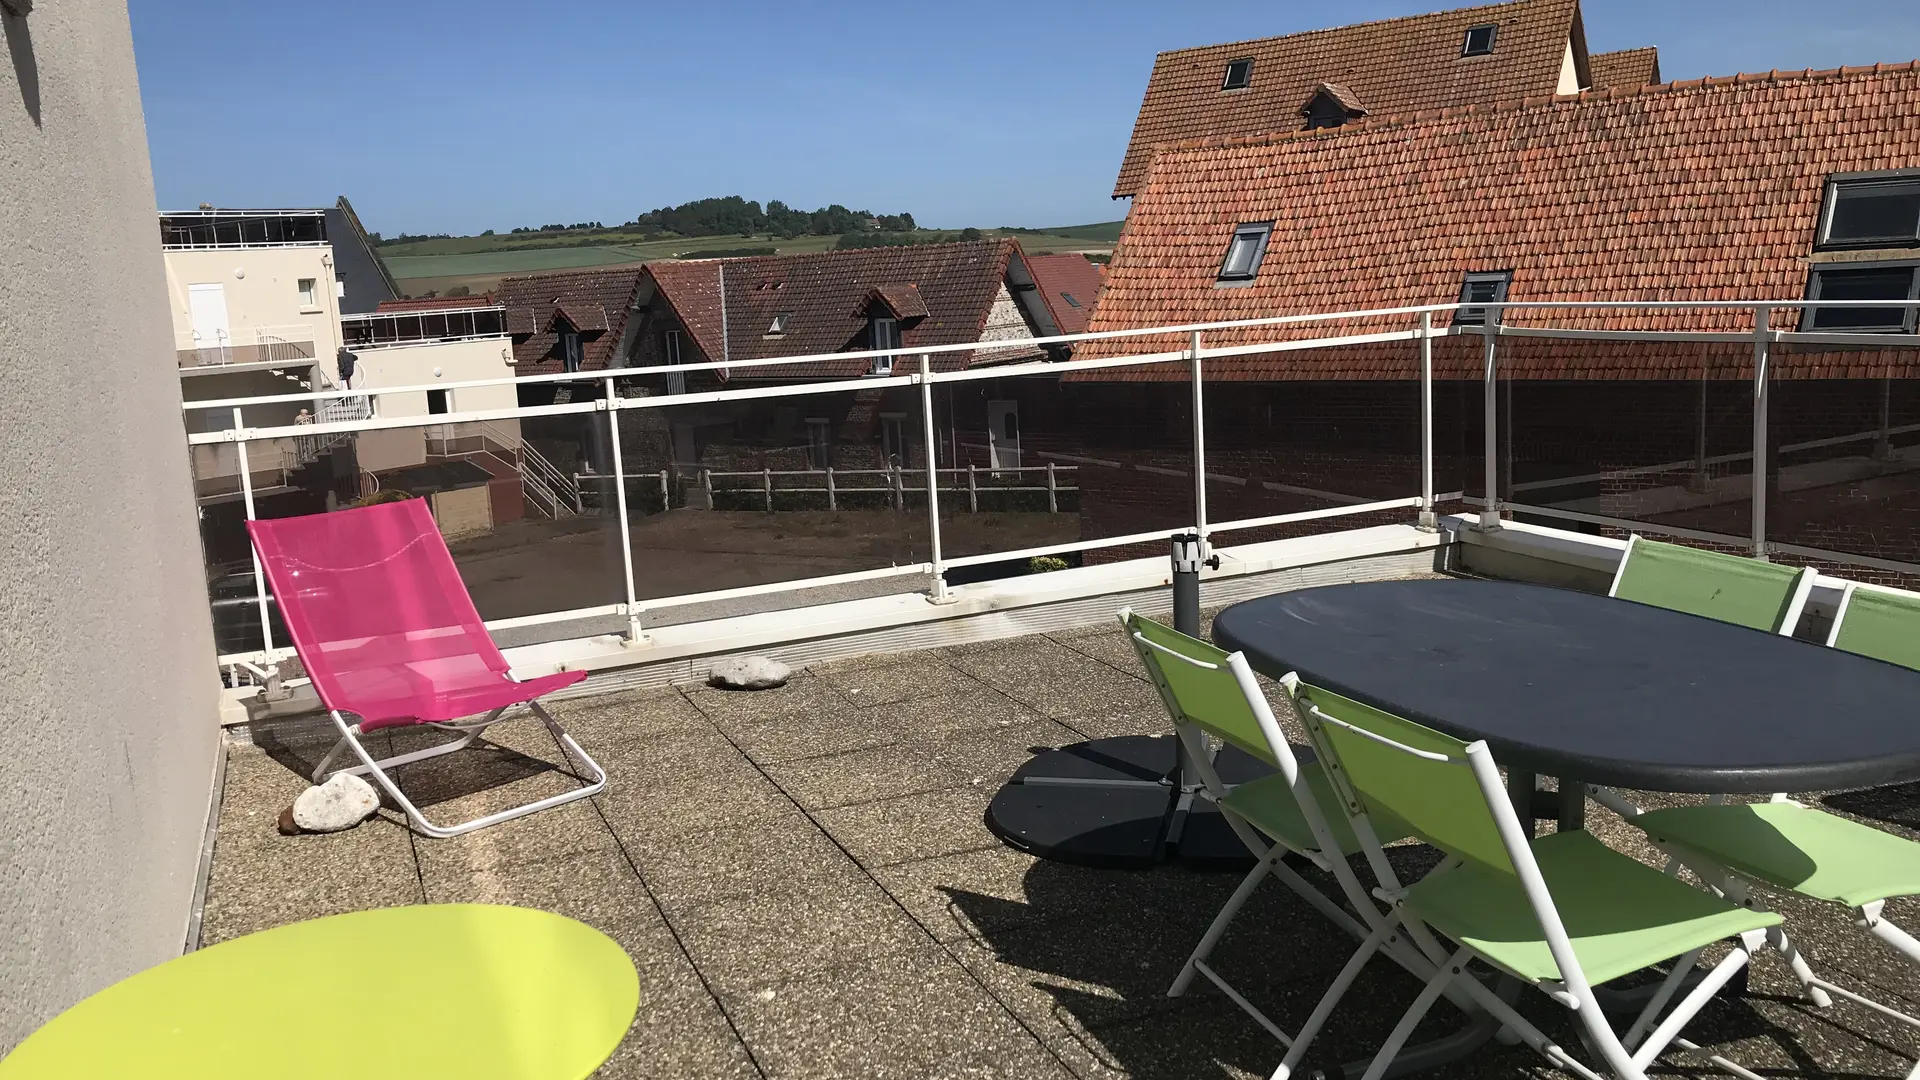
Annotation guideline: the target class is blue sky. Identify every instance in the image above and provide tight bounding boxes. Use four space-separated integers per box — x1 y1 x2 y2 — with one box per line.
130 0 1920 235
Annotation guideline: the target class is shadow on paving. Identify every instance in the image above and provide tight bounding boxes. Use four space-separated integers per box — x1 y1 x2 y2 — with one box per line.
942 829 1884 1080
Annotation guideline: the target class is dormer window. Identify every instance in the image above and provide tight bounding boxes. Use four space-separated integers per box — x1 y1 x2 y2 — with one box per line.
560 329 584 372
1216 222 1272 284
1221 58 1253 91
767 312 792 336
1461 24 1497 57
870 316 898 375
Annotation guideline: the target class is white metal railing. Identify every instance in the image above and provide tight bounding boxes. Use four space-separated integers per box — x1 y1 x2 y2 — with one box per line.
181 298 1920 668
588 463 1081 514
176 324 318 368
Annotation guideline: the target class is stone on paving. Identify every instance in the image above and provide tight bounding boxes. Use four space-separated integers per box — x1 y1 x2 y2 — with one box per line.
709 654 792 690
718 946 1071 1080
685 670 851 729
283 772 379 833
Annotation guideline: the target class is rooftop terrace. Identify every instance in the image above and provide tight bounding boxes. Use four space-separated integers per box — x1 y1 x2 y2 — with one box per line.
207 597 1920 1079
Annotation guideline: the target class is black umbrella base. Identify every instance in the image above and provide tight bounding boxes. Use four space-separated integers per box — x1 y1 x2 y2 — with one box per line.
985 734 1275 870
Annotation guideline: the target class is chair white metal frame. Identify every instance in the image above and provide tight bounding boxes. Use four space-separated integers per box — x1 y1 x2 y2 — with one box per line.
1119 609 1483 1079
1287 674 1780 1080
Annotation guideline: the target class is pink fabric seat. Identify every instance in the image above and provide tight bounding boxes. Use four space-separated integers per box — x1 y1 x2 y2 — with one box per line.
248 499 587 731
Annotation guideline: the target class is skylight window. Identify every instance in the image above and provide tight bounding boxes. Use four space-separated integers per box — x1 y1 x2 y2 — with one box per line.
1806 264 1920 333
1062 292 1082 308
1461 24 1497 57
1455 271 1512 325
1216 223 1272 284
768 312 792 335
1221 58 1253 91
1819 175 1920 249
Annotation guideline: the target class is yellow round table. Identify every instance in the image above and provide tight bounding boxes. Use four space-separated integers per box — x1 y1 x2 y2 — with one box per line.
0 904 639 1079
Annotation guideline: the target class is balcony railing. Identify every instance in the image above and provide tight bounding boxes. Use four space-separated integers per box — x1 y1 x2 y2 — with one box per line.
159 209 327 249
176 325 318 369
180 297 1920 678
341 305 508 349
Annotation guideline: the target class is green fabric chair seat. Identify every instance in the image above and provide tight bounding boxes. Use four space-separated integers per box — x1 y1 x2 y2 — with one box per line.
1405 830 1781 986
1635 802 1920 907
1223 766 1413 856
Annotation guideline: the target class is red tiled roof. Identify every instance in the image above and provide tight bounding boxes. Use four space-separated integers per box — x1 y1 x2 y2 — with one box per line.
643 239 1037 379
1589 46 1660 89
1112 0 1585 198
375 295 495 312
497 267 644 373
1023 253 1106 336
1079 64 1920 382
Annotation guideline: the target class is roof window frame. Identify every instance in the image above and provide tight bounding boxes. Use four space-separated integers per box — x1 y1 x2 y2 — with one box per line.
1454 270 1514 326
1461 24 1498 57
1221 57 1254 91
1804 261 1920 334
1817 171 1920 251
1215 222 1273 286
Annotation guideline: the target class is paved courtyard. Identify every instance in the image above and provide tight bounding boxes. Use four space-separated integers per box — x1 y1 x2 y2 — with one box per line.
206 611 1920 1079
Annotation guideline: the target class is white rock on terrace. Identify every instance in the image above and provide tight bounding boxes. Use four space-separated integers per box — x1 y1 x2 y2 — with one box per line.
290 773 380 832
709 655 791 690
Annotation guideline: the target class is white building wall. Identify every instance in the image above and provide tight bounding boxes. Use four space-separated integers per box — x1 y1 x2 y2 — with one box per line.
0 0 224 1052
163 245 342 365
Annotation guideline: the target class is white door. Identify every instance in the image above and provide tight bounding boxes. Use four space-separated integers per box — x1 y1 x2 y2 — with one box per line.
987 400 1021 475
188 283 231 363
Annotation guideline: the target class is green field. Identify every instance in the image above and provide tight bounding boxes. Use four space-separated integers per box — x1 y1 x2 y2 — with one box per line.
380 223 1120 296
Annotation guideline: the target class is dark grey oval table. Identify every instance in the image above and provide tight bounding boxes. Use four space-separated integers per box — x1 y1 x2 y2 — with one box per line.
1213 578 1920 798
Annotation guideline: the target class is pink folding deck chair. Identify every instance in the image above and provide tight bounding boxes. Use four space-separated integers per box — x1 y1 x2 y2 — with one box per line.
248 498 605 837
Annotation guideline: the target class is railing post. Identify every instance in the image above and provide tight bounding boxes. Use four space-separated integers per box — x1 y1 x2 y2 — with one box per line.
1418 311 1436 530
890 464 902 512
1751 308 1771 557
763 467 773 513
826 466 837 512
919 354 951 603
1046 461 1058 514
967 464 978 513
1190 330 1209 553
1875 377 1893 461
659 469 669 510
1479 320 1501 531
701 466 713 509
605 378 643 642
233 407 274 659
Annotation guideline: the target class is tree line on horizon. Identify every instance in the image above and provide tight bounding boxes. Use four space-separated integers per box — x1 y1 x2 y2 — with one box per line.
630 196 917 239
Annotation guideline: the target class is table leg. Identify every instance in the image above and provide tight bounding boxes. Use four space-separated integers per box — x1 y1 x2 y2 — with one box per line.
1507 770 1537 836
1557 780 1586 832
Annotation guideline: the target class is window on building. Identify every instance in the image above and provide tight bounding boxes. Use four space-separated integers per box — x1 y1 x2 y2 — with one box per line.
663 328 685 395
561 330 584 373
806 418 831 470
1216 222 1273 284
1819 175 1920 249
334 274 346 299
870 316 898 375
881 413 908 465
1221 58 1254 91
1455 271 1513 326
297 278 318 307
428 389 450 415
1305 97 1350 130
1062 292 1082 309
1461 24 1497 56
1806 264 1920 333
767 312 792 336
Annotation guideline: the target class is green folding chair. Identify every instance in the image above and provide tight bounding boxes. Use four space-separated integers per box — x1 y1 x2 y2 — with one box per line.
1285 675 1779 1080
1609 534 1816 635
1120 610 1443 1078
1597 580 1920 1061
